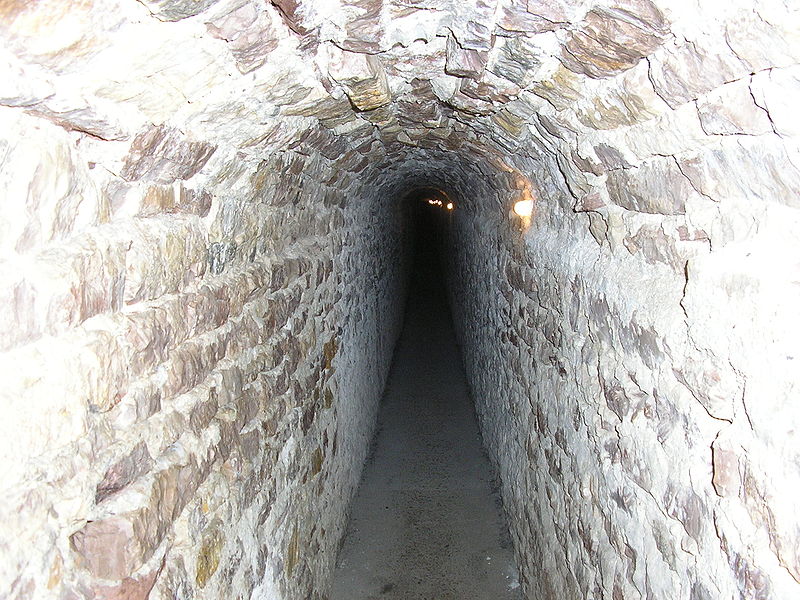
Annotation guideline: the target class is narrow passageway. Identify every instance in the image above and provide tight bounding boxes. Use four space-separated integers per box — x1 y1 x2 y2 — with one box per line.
331 206 523 600
6 3 800 598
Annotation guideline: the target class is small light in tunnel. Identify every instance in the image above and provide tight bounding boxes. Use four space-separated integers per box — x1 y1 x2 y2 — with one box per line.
513 199 533 217
426 198 450 209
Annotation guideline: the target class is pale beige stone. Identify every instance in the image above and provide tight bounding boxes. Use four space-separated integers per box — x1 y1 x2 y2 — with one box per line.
0 2 798 600
696 79 773 136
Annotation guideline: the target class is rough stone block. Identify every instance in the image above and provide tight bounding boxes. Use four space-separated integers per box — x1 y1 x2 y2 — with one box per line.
649 38 748 109
96 442 154 503
325 47 392 112
560 1 668 78
270 0 316 36
121 125 216 185
206 3 279 74
677 139 800 209
696 79 772 136
750 65 800 138
711 433 741 498
488 35 541 88
71 515 142 580
445 35 487 79
340 0 383 53
137 0 222 21
195 520 224 588
606 157 692 215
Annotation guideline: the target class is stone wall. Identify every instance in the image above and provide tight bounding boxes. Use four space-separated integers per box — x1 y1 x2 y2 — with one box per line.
1 0 799 599
442 2 800 597
0 2 411 595
0 109 408 599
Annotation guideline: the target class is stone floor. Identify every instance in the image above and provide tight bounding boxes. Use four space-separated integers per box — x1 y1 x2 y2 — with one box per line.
331 216 523 600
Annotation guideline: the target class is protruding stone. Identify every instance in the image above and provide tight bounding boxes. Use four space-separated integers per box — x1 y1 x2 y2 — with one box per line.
531 64 583 110
673 353 739 421
325 47 392 111
196 521 224 588
497 0 563 34
488 35 541 88
445 35 487 79
95 442 153 503
71 516 140 580
90 555 164 600
340 0 383 53
560 1 669 78
285 525 300 577
270 0 315 35
573 191 606 212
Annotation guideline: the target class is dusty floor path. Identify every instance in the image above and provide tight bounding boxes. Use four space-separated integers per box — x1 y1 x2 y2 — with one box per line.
331 217 524 600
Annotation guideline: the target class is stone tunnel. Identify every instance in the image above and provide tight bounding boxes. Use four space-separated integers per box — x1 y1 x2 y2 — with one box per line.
1 0 799 598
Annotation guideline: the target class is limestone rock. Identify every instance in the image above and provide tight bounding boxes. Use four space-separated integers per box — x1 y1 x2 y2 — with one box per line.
95 442 154 503
497 0 564 35
677 138 800 209
340 0 383 53
724 7 800 72
672 352 740 421
531 64 583 110
525 0 573 24
27 97 129 141
270 0 316 36
574 61 666 130
195 521 224 588
90 554 165 600
0 49 55 108
0 2 799 600
488 35 541 88
71 516 141 580
711 431 741 497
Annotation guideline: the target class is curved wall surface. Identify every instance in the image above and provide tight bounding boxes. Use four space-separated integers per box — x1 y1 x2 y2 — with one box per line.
0 1 799 599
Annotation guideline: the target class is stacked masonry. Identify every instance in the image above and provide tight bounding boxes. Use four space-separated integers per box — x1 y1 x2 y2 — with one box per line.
0 0 799 599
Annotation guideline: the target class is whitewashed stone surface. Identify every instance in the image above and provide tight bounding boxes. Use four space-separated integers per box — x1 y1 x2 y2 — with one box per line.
0 0 798 599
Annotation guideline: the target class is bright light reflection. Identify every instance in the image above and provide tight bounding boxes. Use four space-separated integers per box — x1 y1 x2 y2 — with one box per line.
513 199 533 217
426 198 449 207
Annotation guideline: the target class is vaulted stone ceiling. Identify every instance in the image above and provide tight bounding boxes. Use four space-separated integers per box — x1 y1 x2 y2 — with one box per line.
5 0 796 215
1 1 799 599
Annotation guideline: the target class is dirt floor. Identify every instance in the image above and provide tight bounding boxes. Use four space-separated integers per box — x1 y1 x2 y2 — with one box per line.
330 209 524 600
